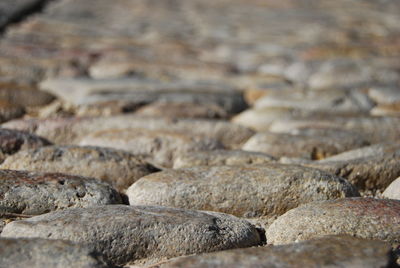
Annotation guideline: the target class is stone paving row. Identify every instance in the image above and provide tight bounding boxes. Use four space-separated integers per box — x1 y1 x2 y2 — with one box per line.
0 0 399 267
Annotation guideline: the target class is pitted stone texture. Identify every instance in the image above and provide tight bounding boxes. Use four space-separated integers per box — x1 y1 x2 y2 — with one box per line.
1 205 261 266
269 116 400 144
0 128 51 163
241 129 368 160
383 177 400 200
303 143 400 191
79 128 223 168
266 198 400 245
127 164 359 219
173 150 275 169
135 102 229 119
0 169 122 215
0 145 159 191
2 115 254 148
0 238 111 268
159 236 397 268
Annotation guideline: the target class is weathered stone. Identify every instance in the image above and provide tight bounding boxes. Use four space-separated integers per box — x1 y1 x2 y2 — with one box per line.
127 164 359 219
302 143 400 191
266 198 400 245
368 87 400 106
242 129 369 160
2 115 254 148
0 128 51 163
173 150 275 169
0 145 159 191
371 105 400 117
0 238 111 268
269 116 400 144
0 169 122 215
135 102 228 119
308 59 373 90
1 205 262 266
0 86 55 107
159 236 397 268
231 107 304 132
40 78 247 115
254 89 374 113
0 100 25 123
383 177 400 200
79 128 223 168
231 107 365 132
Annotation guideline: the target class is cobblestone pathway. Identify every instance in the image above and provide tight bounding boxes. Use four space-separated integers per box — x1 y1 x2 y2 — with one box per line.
0 0 400 267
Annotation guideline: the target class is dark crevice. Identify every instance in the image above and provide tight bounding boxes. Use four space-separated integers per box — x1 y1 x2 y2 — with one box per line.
0 0 55 35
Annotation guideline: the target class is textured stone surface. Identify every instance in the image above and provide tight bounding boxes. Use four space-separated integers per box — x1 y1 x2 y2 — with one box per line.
79 128 223 167
1 205 262 266
0 169 122 215
173 150 275 169
127 164 359 219
302 143 400 191
0 238 111 268
0 128 51 163
3 115 253 148
0 145 159 191
383 177 400 200
242 129 369 160
159 236 397 268
266 198 400 245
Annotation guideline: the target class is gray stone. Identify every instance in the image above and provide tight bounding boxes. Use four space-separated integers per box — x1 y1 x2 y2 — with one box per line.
79 128 223 168
135 102 229 119
0 169 122 215
269 116 400 144
231 107 364 132
1 205 262 266
40 78 247 115
159 236 397 268
302 143 400 191
254 89 374 113
0 238 111 268
0 145 159 191
308 59 373 90
127 164 359 219
383 177 400 200
0 128 51 163
2 115 254 148
266 198 400 245
368 87 400 105
173 150 275 169
241 129 369 160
